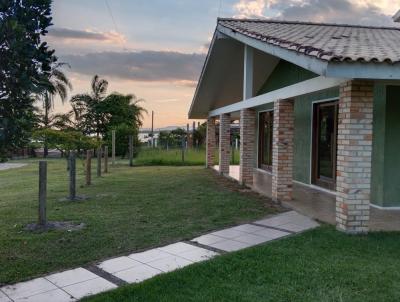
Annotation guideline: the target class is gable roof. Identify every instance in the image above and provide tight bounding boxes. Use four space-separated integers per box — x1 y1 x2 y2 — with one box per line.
394 10 400 22
219 18 400 64
189 18 400 119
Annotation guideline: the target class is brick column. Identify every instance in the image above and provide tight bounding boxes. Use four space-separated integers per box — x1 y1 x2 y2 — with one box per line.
272 99 294 202
239 108 256 185
219 113 231 175
206 117 216 168
336 80 373 234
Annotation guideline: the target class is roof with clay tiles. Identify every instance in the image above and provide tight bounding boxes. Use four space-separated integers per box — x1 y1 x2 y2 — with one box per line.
218 18 400 64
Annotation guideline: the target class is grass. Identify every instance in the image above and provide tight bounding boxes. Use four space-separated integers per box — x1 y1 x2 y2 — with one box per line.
134 147 240 166
83 226 400 302
0 158 279 285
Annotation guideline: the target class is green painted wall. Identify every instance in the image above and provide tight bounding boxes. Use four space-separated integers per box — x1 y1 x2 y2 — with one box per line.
257 60 318 95
253 59 400 207
371 84 386 206
292 88 339 184
255 59 338 184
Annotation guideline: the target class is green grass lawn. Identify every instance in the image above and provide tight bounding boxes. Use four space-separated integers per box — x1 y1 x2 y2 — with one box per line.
0 158 278 285
134 147 240 166
83 226 400 302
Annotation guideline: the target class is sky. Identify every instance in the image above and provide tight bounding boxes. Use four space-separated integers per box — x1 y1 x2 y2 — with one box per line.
47 0 399 129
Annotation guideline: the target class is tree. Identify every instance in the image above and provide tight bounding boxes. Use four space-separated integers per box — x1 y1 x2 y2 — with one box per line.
70 75 109 137
37 62 72 157
99 93 147 156
193 122 206 147
0 0 56 160
70 75 147 156
32 129 100 158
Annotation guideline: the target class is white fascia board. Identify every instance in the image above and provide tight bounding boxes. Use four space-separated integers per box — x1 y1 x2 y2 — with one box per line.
326 62 400 80
208 76 345 117
219 24 400 81
217 24 329 76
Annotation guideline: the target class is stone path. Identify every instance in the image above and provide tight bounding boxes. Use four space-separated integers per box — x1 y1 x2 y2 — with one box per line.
0 163 27 171
0 211 319 302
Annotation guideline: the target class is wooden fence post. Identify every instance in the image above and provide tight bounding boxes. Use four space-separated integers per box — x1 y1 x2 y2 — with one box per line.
181 137 185 163
38 161 47 226
129 135 133 167
86 150 91 185
69 152 76 200
112 130 116 166
104 146 108 173
97 147 102 177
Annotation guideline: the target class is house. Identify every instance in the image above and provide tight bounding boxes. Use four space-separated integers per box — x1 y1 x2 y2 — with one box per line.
394 10 400 22
189 18 400 234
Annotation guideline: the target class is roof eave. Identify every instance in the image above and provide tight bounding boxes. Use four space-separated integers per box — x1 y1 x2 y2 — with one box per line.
393 10 400 22
188 28 219 119
217 24 329 77
218 23 400 81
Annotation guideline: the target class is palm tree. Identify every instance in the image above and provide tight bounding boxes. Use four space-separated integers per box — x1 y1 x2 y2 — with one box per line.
70 75 108 138
39 63 72 157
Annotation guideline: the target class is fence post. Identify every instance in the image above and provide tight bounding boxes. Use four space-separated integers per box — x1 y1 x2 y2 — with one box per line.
104 146 108 173
97 147 102 177
86 150 91 185
112 130 116 166
38 161 47 226
69 152 76 200
129 135 133 167
231 143 235 164
181 137 185 163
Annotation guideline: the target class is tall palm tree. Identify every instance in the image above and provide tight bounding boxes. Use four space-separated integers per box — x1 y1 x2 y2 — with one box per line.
40 62 72 157
70 75 108 138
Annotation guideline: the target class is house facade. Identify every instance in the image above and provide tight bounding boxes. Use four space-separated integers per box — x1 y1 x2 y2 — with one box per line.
189 19 400 234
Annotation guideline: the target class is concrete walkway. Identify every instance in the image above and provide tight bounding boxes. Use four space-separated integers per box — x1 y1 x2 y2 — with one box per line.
0 211 319 301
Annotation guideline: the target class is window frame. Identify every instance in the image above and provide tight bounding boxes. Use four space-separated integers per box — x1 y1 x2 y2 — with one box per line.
258 110 274 172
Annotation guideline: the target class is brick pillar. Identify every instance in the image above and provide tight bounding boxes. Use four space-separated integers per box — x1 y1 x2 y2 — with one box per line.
336 80 373 234
272 99 294 202
239 108 256 185
219 113 231 175
206 117 216 168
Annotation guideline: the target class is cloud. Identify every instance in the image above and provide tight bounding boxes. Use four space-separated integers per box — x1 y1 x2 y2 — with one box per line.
48 27 126 44
234 0 266 18
233 0 396 26
60 51 206 84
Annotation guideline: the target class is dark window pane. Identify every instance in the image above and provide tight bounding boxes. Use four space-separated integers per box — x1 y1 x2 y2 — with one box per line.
259 111 273 170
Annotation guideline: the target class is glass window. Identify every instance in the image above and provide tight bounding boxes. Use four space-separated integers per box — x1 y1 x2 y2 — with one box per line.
258 111 273 171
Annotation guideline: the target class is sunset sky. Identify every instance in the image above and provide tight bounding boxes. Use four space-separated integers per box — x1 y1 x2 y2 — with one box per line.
47 0 398 129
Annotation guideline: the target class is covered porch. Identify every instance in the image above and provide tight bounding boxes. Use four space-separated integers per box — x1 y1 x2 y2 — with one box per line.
190 19 400 234
213 165 400 232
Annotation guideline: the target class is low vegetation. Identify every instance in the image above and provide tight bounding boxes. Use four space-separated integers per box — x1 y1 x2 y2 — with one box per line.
0 159 278 285
135 148 240 166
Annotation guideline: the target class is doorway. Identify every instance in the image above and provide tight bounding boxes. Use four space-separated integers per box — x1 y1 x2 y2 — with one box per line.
312 100 338 190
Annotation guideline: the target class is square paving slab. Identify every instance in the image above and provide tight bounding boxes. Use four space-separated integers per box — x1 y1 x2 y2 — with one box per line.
128 249 171 264
0 290 11 302
62 277 117 300
45 268 98 288
14 289 75 302
98 256 142 274
114 264 162 284
2 278 57 300
147 255 193 273
209 239 253 252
